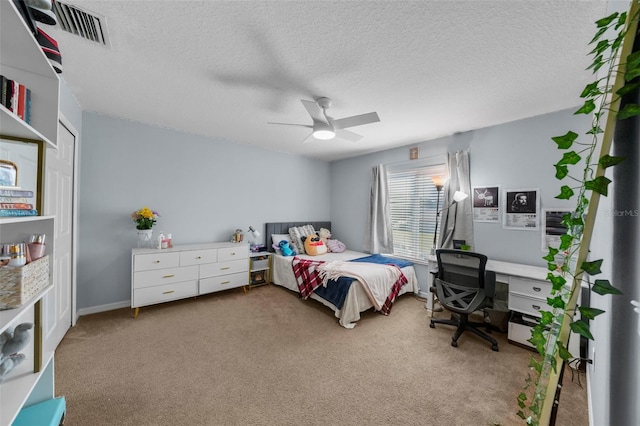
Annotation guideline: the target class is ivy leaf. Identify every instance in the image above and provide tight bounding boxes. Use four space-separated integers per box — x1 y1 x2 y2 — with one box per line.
570 320 594 340
529 329 547 355
528 355 543 373
586 125 604 135
599 154 625 168
616 81 640 97
575 99 596 115
581 259 603 275
618 103 640 120
556 185 574 200
555 164 569 180
547 273 567 291
590 26 608 44
595 12 618 28
559 233 574 250
626 50 640 70
626 67 640 82
579 306 606 320
557 342 573 361
542 247 559 262
585 176 612 196
592 279 623 295
547 295 566 310
539 310 554 327
558 151 582 165
551 131 578 149
580 81 602 97
615 11 627 29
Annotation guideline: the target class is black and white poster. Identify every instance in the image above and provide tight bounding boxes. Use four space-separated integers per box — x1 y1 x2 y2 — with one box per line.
472 185 500 222
542 208 571 251
503 188 539 230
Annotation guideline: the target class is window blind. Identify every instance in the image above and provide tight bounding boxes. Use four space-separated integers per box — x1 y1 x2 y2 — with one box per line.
387 161 447 260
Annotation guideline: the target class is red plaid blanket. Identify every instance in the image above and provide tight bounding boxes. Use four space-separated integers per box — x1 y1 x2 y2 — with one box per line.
290 256 408 315
291 257 326 299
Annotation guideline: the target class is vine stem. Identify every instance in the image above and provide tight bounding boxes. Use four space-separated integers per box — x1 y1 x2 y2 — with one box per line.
535 2 640 424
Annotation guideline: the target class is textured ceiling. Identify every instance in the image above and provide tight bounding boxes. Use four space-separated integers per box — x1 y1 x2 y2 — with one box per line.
48 1 609 161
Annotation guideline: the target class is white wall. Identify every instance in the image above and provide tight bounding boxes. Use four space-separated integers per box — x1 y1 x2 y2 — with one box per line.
75 112 331 310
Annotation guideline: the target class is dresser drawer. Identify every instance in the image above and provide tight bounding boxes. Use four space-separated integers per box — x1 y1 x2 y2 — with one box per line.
509 293 551 318
180 249 217 266
509 276 552 299
199 272 247 294
134 252 180 272
133 265 198 289
199 258 248 278
218 245 248 262
133 280 198 307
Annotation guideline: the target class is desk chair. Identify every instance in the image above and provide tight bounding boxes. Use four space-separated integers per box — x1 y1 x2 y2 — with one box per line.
429 249 499 351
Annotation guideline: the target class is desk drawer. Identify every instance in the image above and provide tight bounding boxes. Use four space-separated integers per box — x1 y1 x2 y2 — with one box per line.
133 280 198 307
199 272 247 294
199 259 248 278
180 249 217 266
133 265 198 289
509 293 550 318
510 276 552 299
134 252 180 272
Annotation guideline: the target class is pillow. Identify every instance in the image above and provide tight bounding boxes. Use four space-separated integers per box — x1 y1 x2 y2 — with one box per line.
271 234 291 246
326 239 346 253
288 225 316 255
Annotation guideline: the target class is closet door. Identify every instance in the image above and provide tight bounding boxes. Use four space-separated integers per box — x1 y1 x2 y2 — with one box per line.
43 116 77 351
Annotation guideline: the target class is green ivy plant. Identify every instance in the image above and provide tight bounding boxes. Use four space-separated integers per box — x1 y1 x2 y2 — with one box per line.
517 3 640 424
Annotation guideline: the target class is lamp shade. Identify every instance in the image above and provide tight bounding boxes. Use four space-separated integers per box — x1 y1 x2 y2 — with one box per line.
453 191 469 203
431 175 447 189
313 122 336 140
248 226 260 238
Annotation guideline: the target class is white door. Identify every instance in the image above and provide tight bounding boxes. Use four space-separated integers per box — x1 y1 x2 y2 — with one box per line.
43 116 77 351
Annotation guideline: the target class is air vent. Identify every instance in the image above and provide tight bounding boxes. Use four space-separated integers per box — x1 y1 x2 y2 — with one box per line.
52 1 110 48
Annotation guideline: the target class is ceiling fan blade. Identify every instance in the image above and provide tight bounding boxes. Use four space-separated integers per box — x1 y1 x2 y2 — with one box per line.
301 133 315 144
301 99 328 124
332 112 380 129
336 128 363 142
267 122 313 128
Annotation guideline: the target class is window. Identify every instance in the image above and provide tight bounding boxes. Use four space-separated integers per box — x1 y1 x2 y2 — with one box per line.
386 159 447 260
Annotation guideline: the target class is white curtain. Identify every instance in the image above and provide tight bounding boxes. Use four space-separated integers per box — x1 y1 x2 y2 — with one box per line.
366 164 393 253
438 149 474 249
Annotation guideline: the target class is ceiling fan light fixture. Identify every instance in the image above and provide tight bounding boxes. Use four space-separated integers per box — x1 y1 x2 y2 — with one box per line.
313 122 336 140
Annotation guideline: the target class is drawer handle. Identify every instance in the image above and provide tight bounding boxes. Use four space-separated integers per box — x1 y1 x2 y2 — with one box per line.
162 290 175 294
533 287 542 292
532 305 541 311
221 280 230 285
196 256 202 259
154 260 161 264
162 274 175 278
230 252 236 256
220 267 230 270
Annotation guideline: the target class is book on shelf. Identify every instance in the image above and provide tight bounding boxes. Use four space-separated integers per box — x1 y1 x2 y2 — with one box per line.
17 83 26 121
0 202 33 209
0 188 34 197
0 75 31 123
0 196 29 203
0 208 38 217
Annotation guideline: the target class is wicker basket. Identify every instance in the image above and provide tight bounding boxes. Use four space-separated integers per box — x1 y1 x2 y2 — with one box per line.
0 255 49 309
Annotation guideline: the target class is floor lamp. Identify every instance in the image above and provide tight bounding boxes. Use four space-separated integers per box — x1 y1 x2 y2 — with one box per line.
431 176 446 254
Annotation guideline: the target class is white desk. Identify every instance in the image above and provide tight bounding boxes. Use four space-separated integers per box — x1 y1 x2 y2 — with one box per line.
427 256 579 352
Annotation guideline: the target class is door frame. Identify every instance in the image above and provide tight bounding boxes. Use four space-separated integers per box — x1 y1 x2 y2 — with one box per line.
58 113 79 326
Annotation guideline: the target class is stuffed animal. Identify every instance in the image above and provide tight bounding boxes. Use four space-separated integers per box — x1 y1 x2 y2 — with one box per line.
0 322 33 383
318 228 331 246
275 239 296 256
302 234 327 256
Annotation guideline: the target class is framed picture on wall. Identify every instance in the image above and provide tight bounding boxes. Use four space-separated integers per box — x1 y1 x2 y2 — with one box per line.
472 185 500 222
503 188 540 230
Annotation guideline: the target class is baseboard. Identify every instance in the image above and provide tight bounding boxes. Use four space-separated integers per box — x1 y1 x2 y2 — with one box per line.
76 300 130 318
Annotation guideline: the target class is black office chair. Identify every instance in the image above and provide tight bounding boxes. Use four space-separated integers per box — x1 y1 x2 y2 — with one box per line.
429 249 499 351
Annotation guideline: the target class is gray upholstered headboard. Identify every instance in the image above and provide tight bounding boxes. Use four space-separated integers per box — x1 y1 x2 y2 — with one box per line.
265 221 331 252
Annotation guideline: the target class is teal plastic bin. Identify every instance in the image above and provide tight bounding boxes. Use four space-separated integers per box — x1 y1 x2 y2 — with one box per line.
13 396 66 426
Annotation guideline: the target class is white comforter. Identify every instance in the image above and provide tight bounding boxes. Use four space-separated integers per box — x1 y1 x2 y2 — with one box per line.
271 250 419 328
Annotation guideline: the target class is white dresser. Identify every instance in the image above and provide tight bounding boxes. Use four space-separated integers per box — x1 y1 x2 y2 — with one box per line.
131 242 249 317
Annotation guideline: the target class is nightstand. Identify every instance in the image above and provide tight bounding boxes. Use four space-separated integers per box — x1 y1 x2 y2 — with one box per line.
246 252 272 291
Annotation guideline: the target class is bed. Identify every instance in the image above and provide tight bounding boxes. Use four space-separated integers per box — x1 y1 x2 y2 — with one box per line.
266 222 419 328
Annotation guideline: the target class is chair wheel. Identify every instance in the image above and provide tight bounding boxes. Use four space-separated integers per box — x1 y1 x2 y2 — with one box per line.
451 340 458 348
492 344 499 352
429 322 435 328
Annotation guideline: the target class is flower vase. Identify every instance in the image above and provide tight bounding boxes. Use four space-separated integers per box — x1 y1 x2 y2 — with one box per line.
137 229 153 248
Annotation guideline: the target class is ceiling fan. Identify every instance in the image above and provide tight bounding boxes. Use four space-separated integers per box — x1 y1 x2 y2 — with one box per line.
268 97 380 143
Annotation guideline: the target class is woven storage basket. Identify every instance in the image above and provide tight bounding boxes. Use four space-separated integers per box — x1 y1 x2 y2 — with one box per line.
0 255 49 309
